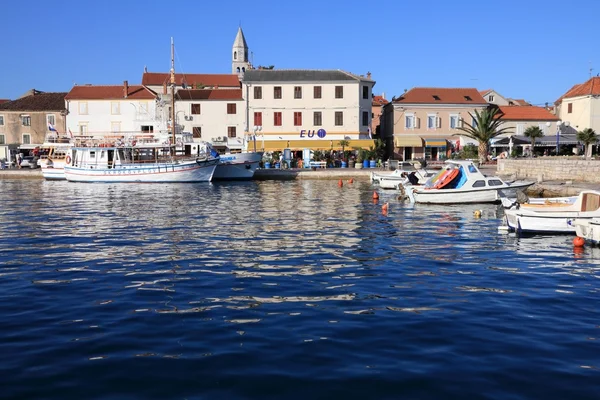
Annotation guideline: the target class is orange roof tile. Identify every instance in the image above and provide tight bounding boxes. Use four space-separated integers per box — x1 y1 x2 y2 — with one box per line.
372 95 389 106
555 77 600 104
393 87 487 104
479 89 492 96
176 89 243 101
65 85 156 100
142 72 240 88
497 105 559 121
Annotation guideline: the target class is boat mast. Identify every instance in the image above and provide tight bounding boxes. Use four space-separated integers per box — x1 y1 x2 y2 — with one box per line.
170 37 176 156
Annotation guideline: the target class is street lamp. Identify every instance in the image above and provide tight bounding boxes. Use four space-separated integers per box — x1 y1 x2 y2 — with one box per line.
252 125 262 152
556 120 570 155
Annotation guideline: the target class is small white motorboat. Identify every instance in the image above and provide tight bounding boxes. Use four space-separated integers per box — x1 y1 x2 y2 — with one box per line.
574 218 600 244
404 160 534 204
504 190 600 234
372 161 435 190
499 193 578 209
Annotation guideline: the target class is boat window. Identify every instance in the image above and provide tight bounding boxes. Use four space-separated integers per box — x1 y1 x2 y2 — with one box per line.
488 180 503 186
468 164 478 173
472 180 486 187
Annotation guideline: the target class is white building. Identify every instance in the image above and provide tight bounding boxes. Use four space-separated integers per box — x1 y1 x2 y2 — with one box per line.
242 69 376 152
65 82 159 135
174 89 246 151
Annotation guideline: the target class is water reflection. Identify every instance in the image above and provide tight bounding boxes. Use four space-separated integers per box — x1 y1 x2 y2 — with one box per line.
1 179 600 398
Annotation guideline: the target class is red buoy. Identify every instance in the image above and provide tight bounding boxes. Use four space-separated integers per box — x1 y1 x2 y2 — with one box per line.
338 179 343 187
573 236 585 247
348 178 354 184
373 191 379 199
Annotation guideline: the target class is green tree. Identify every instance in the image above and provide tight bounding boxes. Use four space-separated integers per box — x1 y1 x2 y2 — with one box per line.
523 126 544 157
455 107 512 164
577 128 598 159
338 139 350 157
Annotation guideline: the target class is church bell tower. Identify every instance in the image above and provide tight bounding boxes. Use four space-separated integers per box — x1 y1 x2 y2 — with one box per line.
232 27 250 77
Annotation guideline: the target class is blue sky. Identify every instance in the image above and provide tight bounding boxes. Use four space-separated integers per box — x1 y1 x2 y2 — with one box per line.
2 0 598 106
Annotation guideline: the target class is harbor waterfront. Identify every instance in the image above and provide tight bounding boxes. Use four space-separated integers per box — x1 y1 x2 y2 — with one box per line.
1 178 600 398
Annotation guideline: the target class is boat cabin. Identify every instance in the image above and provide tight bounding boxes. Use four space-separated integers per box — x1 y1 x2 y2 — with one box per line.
425 160 506 190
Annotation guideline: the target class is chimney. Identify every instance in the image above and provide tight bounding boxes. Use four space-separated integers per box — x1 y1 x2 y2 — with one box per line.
382 92 386 100
367 71 372 79
123 80 129 98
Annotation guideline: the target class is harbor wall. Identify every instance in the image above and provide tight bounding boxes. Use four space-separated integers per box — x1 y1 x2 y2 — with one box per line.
497 158 600 183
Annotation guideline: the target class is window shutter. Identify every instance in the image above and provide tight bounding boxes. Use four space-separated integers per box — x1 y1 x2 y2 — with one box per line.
458 118 463 128
415 117 420 129
436 116 441 128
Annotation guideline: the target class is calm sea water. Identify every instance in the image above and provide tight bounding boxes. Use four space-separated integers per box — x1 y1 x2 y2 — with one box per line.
0 179 599 399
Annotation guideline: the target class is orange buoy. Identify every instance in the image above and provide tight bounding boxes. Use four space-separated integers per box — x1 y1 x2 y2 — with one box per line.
348 178 354 184
382 203 389 212
573 236 585 247
373 191 379 199
338 179 343 187
372 198 378 204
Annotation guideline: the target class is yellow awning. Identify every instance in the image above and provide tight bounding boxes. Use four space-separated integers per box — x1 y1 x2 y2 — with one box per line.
394 135 423 147
248 139 375 151
424 138 447 147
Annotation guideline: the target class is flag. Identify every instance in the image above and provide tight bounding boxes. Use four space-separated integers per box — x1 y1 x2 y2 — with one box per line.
48 123 57 132
368 127 372 139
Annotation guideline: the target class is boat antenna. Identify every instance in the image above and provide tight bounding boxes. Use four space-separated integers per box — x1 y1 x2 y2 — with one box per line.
170 37 176 156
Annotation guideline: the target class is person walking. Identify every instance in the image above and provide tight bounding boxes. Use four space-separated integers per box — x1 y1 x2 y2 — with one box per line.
16 153 22 169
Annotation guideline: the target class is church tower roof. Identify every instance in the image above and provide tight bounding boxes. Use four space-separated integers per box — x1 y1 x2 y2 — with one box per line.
233 27 248 49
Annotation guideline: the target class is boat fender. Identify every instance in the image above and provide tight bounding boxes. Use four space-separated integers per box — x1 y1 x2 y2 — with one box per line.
65 155 72 165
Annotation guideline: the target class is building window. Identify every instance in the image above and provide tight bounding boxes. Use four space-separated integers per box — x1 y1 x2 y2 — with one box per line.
362 86 369 99
22 134 31 144
254 112 262 126
314 111 322 126
192 127 201 138
314 86 322 99
79 102 88 114
0 134 4 144
450 115 459 129
111 122 121 132
517 123 525 135
294 112 302 126
234 51 237 60
568 103 572 113
254 86 262 99
79 124 88 135
335 111 343 126
111 102 120 115
0 115 3 126
227 126 237 138
472 117 478 128
427 115 437 129
335 86 343 99
141 125 154 133
539 123 548 135
191 104 201 114
294 86 302 99
274 112 282 126
488 95 495 102
227 103 237 114
46 114 55 127
362 111 368 126
274 86 282 99
22 115 31 126
405 114 415 129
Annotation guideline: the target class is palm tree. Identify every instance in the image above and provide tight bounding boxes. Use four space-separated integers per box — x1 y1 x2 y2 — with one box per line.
338 139 350 159
455 107 512 164
523 126 544 157
577 128 598 159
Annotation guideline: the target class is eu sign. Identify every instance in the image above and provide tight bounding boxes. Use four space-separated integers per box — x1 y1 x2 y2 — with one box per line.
300 129 327 138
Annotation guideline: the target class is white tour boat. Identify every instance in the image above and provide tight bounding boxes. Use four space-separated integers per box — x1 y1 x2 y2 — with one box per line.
503 190 600 234
404 159 534 204
64 136 219 183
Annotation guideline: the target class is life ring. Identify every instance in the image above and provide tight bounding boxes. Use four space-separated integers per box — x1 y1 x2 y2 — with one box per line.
65 155 72 165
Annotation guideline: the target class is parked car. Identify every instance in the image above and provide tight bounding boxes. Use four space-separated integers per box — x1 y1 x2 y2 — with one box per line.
20 156 39 169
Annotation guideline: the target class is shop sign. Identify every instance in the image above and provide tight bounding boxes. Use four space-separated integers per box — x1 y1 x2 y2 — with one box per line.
299 129 326 139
